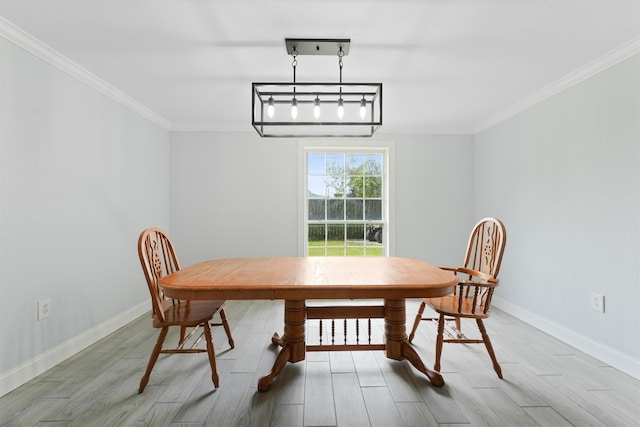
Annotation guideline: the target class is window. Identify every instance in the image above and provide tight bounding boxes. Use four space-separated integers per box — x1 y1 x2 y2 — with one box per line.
304 148 388 256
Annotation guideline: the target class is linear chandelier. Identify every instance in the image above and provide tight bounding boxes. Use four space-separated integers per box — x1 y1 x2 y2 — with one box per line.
252 38 382 138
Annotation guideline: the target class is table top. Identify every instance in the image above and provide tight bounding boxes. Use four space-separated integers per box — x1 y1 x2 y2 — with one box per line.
159 256 458 301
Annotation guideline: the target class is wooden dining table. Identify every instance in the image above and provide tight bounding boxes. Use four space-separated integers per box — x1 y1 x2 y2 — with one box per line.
159 256 457 391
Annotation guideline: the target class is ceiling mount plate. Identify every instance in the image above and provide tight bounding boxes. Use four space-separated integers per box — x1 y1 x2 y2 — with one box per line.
285 38 351 56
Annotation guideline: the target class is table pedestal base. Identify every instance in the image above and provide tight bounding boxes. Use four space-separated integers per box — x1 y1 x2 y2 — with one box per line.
258 298 444 391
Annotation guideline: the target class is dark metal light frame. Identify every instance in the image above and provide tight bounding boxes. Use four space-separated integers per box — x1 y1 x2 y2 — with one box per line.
251 39 383 138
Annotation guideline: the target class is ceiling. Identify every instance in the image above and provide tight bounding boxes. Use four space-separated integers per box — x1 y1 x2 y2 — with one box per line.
1 1 639 134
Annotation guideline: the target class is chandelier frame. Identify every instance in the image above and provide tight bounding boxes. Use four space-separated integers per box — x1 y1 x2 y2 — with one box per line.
251 38 383 138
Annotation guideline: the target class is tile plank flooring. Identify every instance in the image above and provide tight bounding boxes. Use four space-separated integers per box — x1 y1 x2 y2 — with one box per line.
2 299 639 426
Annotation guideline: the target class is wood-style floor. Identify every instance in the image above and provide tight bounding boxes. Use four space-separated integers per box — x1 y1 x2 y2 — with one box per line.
2 299 639 426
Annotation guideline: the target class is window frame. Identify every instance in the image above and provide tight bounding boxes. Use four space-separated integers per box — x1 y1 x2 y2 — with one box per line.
298 141 395 257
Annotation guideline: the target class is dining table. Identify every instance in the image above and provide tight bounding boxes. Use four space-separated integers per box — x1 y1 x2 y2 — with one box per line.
159 256 457 391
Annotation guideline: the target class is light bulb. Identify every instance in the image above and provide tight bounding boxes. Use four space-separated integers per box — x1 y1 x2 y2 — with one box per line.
359 97 366 119
267 97 275 119
291 98 298 119
337 98 344 120
313 96 321 120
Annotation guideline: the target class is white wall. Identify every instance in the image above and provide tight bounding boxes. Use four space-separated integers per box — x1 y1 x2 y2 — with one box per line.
475 54 640 377
0 35 170 394
392 134 475 265
169 132 300 263
169 132 474 267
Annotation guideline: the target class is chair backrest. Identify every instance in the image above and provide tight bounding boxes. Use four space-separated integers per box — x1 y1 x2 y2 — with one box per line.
463 217 506 279
453 218 506 315
138 228 181 322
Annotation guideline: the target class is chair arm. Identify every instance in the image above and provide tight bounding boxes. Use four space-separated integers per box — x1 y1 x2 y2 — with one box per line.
456 267 498 283
441 266 498 286
459 279 499 288
439 266 498 288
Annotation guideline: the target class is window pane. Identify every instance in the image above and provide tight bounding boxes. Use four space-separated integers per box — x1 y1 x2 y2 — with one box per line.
347 153 363 170
364 176 382 198
365 199 382 220
308 224 325 243
308 199 325 220
364 154 383 175
366 224 383 243
327 175 345 198
308 153 326 175
347 224 364 241
327 224 345 243
366 247 383 256
308 176 326 198
347 175 364 198
327 153 345 197
327 199 344 220
346 199 363 220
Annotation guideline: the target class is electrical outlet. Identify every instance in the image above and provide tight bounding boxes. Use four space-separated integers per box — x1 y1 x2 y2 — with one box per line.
590 293 605 313
38 298 51 320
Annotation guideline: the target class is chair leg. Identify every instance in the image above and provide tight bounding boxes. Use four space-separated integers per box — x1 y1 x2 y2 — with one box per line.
408 300 426 343
203 322 220 388
434 314 445 372
219 308 235 349
139 326 169 393
179 326 187 346
476 318 502 379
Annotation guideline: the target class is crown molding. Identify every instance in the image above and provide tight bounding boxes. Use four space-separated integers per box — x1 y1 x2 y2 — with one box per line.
169 122 253 133
0 16 171 130
377 124 474 136
474 37 640 134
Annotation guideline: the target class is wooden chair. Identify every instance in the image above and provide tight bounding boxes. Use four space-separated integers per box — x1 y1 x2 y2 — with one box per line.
137 227 234 393
408 218 506 378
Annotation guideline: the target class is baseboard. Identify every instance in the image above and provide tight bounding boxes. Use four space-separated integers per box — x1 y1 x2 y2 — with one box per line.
0 301 150 397
492 296 640 380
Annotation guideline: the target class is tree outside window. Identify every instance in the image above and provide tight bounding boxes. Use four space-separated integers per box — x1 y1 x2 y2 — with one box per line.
306 150 386 256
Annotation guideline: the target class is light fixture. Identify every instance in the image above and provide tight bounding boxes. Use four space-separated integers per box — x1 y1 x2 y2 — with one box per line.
337 48 345 120
290 48 298 119
359 95 367 119
252 38 382 138
267 96 275 118
313 96 321 119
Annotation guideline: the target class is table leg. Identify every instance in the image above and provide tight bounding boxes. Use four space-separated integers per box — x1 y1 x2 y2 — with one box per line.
258 299 306 392
384 298 445 387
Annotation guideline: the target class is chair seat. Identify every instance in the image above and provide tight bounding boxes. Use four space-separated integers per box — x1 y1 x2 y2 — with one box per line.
152 300 226 328
426 295 490 319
